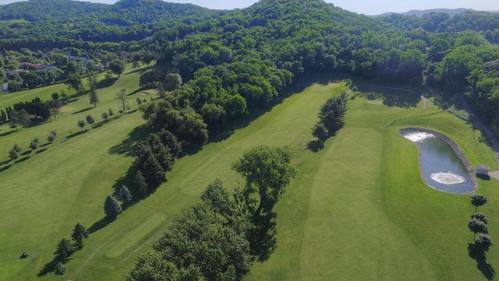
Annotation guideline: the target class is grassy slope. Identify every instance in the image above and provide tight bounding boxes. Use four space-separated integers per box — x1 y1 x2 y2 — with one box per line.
1 78 498 281
0 66 155 281
246 94 499 281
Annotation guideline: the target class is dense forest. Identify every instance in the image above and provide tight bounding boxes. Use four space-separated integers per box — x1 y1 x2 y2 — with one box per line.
0 0 498 279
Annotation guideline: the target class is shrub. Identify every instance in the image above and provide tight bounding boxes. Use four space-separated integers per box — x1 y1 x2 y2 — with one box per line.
86 115 95 125
29 139 39 151
78 120 85 129
102 112 109 121
9 147 19 160
47 130 57 143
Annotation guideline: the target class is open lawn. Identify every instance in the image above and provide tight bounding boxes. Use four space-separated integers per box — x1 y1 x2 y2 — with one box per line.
0 78 498 281
247 89 499 281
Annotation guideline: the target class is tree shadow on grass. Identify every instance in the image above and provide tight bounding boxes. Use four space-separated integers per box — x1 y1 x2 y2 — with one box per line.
468 243 495 280
72 107 94 115
0 164 12 172
38 256 72 277
0 129 16 137
35 148 48 154
109 125 152 156
38 258 57 276
15 156 30 164
250 212 277 262
65 130 88 140
88 216 116 234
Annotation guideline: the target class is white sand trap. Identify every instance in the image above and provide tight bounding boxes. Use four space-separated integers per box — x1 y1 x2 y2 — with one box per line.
403 131 435 143
431 172 466 185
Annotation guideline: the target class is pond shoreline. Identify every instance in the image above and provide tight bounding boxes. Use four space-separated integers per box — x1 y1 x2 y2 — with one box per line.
400 127 477 194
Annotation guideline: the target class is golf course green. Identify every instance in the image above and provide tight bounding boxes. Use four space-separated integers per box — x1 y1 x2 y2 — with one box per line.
0 76 497 281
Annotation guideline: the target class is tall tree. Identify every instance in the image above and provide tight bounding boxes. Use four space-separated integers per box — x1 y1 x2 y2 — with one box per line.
104 195 122 218
109 60 125 77
71 223 89 249
116 89 127 114
54 239 73 260
88 88 98 107
233 146 295 214
163 73 182 92
133 170 148 198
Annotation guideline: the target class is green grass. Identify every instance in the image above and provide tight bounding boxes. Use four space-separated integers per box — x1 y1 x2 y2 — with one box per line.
246 92 499 281
0 65 156 280
0 78 498 281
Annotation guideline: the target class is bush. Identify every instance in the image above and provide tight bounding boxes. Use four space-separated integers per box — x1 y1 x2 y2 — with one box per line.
78 120 85 129
86 115 95 125
29 139 39 151
102 112 109 121
47 130 57 143
9 147 19 160
108 108 114 116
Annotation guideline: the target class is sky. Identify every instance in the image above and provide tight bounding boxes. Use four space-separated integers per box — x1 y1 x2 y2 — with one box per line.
0 0 498 15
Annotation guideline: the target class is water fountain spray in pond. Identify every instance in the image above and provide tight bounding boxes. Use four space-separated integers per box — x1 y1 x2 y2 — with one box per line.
430 172 466 185
400 128 474 193
403 131 435 143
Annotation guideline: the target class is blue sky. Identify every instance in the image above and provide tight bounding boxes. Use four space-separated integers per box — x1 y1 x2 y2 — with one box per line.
1 0 498 15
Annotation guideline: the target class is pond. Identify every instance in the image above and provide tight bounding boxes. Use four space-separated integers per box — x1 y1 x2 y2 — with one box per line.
401 128 475 194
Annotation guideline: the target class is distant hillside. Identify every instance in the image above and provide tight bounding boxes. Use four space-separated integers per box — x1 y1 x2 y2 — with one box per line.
0 0 107 21
0 0 212 22
378 8 469 17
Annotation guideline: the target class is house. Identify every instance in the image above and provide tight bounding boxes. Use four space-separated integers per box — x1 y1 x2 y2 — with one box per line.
475 165 490 180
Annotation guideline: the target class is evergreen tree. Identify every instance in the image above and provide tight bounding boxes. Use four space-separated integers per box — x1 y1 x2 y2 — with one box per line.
140 152 165 190
86 115 95 125
133 170 148 198
104 195 122 218
159 129 181 156
54 239 73 260
148 134 174 171
9 147 19 160
78 120 85 129
471 194 488 212
119 185 133 203
54 262 65 275
88 88 99 107
71 223 89 249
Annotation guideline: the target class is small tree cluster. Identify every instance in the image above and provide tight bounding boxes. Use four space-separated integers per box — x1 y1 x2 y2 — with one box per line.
132 130 180 197
312 93 348 144
45 223 89 276
468 194 493 264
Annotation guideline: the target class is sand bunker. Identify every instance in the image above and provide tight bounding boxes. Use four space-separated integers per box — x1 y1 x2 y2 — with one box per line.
403 131 435 143
430 172 466 185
